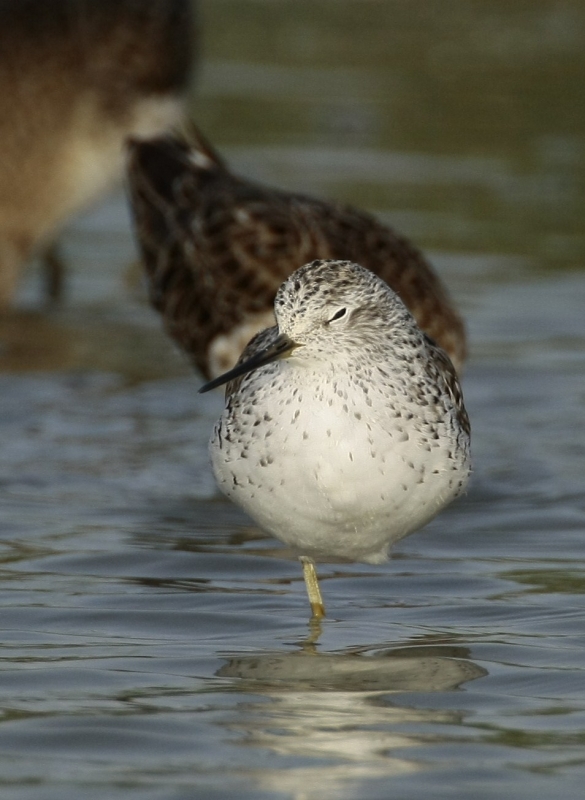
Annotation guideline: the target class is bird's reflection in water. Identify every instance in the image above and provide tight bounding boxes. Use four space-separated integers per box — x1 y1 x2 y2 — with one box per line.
0 308 189 379
217 642 486 796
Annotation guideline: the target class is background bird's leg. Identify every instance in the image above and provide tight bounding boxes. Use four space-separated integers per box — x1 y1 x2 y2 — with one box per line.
43 242 66 304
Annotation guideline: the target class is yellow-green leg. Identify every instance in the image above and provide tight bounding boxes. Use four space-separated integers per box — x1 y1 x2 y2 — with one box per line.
299 556 326 619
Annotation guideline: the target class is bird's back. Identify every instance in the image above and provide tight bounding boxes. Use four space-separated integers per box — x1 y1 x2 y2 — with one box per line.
127 127 467 377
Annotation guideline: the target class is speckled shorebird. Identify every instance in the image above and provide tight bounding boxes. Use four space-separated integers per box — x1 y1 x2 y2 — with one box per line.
0 0 196 307
199 259 471 618
127 126 467 378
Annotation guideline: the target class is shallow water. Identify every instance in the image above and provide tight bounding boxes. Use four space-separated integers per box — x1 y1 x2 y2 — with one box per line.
2 2 585 798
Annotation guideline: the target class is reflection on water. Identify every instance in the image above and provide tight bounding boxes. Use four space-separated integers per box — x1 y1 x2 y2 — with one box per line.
1 1 585 799
220 659 464 794
0 308 189 380
219 644 486 796
219 646 486 692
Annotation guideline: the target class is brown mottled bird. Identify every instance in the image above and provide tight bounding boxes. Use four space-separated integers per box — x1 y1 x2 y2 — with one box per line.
0 0 196 307
127 127 466 378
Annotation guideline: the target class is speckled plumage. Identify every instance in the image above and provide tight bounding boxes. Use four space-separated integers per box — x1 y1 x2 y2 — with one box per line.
202 259 471 571
127 127 467 378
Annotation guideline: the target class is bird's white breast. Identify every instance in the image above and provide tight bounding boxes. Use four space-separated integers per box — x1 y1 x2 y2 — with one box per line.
210 363 469 563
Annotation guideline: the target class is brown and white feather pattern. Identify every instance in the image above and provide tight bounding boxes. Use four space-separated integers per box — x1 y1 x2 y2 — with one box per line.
127 127 466 379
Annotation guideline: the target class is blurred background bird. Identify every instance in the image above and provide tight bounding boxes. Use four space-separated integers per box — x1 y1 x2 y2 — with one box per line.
0 0 197 309
127 126 467 381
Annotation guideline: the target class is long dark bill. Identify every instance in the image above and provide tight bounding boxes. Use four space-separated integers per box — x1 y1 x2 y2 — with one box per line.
198 333 298 394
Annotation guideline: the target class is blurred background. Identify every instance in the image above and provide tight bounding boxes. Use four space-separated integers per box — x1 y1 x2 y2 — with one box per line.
1 2 585 800
4 0 584 372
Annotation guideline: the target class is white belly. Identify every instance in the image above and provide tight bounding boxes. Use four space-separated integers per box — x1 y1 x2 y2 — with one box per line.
210 374 468 563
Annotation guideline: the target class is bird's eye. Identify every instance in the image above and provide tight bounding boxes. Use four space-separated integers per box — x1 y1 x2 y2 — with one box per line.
328 307 347 324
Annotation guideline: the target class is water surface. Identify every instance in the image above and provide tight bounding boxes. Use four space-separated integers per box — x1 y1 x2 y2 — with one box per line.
1 2 585 798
